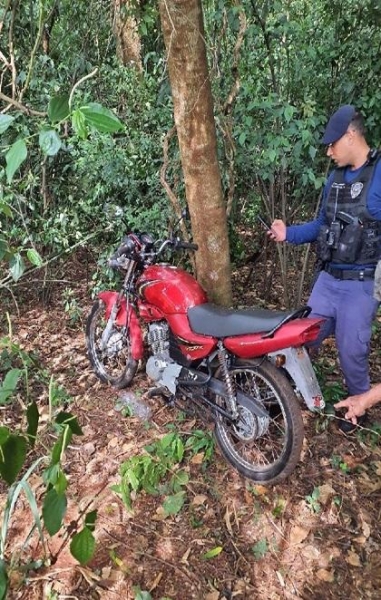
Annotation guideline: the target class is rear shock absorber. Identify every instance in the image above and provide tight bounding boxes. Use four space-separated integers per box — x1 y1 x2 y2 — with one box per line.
217 341 238 419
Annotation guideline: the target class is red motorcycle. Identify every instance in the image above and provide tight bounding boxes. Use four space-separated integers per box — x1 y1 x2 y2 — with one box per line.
86 228 325 485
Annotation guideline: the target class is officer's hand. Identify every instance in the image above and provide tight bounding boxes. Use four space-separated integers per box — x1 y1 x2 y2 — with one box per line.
334 396 367 424
267 219 286 242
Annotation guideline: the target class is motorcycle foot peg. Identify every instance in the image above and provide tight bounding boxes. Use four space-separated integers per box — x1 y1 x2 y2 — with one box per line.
146 386 168 399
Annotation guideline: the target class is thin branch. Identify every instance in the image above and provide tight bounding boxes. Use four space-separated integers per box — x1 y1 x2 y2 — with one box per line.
0 91 46 116
68 68 98 109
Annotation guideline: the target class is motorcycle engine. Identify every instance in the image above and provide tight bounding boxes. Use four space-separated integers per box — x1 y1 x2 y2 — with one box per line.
145 322 182 394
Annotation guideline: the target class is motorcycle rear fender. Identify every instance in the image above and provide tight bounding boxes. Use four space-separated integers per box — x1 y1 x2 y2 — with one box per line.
98 291 144 360
268 346 325 411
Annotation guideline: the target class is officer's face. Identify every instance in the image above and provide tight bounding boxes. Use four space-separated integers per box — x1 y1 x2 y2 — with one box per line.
326 129 354 167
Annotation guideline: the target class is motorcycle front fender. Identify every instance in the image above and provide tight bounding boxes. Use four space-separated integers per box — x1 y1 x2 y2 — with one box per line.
98 291 144 360
268 346 325 411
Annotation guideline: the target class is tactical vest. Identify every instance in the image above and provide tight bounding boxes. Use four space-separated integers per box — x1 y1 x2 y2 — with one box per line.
318 151 381 266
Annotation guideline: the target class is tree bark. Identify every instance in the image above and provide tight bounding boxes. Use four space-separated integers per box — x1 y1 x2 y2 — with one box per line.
113 0 143 72
159 0 232 306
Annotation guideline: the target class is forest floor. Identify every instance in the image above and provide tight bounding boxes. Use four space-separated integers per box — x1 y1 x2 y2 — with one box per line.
1 249 381 600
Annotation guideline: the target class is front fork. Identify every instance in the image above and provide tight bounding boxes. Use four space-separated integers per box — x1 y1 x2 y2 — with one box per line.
268 346 325 411
98 291 144 360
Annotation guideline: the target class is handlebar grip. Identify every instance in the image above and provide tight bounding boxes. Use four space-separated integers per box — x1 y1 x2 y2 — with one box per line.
176 241 198 251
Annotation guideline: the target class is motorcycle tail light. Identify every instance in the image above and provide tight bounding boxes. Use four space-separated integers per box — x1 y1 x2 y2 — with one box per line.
301 323 322 343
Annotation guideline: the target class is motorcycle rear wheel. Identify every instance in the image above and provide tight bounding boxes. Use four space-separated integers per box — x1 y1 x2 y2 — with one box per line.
214 359 304 485
86 299 138 388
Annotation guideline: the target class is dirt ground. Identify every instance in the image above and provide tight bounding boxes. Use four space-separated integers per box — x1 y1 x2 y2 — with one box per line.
1 254 381 600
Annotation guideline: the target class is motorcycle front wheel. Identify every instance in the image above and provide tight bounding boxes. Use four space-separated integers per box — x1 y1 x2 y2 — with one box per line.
86 299 138 388
214 359 304 485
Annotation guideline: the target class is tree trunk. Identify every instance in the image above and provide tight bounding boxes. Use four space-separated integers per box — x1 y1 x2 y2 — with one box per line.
113 0 143 72
159 0 232 306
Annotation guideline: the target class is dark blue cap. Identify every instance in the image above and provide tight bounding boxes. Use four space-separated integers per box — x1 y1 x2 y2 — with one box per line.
321 104 356 144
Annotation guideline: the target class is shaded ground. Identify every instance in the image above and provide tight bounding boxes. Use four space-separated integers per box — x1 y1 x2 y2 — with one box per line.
1 252 381 600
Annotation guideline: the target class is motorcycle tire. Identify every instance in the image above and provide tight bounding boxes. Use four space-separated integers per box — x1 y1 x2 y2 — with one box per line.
86 299 138 389
214 359 304 485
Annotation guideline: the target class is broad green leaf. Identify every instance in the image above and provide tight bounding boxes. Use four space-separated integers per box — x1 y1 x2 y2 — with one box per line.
0 115 14 134
0 202 12 217
48 94 70 123
0 559 8 600
0 434 27 485
284 105 295 123
9 253 25 282
71 109 88 139
0 368 22 404
55 412 83 435
70 526 95 565
5 139 27 183
26 248 43 267
39 130 61 156
80 102 123 134
54 469 68 495
162 491 185 516
42 488 67 535
0 427 10 446
85 510 97 532
26 401 39 446
202 546 223 560
51 426 73 464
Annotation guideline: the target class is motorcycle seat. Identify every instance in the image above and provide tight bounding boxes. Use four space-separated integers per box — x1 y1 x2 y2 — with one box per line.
187 303 311 338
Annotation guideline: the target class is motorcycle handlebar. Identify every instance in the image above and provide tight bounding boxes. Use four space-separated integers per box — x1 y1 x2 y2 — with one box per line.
108 236 198 268
174 240 198 251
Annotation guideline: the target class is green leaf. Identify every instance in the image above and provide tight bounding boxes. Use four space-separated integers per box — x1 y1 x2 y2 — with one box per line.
132 589 152 600
26 248 43 267
284 105 295 123
0 368 22 404
70 526 95 565
71 109 88 139
0 559 8 600
55 412 83 435
85 510 97 532
0 115 14 134
80 102 123 134
26 401 39 446
39 129 61 156
251 538 268 560
42 488 67 535
48 94 70 123
162 491 185 516
5 139 27 183
0 427 10 446
9 253 25 282
0 434 27 485
202 546 223 560
51 426 73 464
0 238 10 261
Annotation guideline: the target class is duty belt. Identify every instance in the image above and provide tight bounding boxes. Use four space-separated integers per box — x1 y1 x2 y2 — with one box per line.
324 264 375 281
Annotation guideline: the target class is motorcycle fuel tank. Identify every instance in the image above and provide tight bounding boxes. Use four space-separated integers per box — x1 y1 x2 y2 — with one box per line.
137 264 207 314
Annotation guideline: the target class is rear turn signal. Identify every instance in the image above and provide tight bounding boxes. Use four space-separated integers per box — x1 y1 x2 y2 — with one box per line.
274 354 286 368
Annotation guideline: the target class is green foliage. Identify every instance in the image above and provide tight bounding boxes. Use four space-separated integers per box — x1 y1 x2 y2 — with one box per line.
305 487 321 513
0 331 97 592
251 538 269 560
113 430 211 514
330 455 350 474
